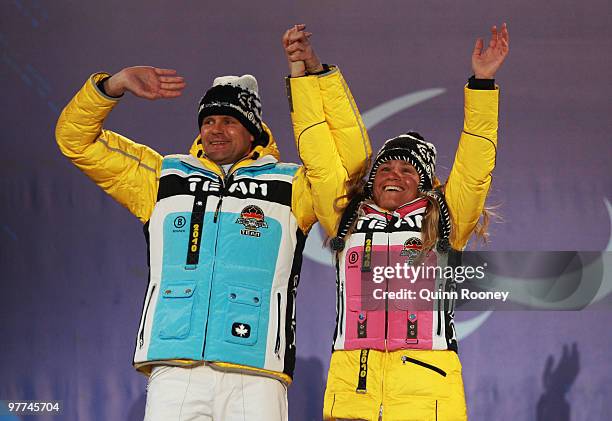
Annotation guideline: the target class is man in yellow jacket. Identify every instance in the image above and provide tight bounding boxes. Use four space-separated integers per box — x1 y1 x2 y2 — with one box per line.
56 36 371 420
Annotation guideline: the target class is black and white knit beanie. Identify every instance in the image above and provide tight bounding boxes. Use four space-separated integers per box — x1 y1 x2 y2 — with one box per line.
364 132 437 197
197 75 263 140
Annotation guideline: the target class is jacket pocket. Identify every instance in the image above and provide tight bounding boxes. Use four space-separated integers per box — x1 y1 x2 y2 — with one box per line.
223 285 262 346
346 296 384 341
157 281 197 340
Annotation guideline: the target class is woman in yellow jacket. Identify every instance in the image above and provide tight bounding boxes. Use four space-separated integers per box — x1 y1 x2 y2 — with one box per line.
285 24 509 420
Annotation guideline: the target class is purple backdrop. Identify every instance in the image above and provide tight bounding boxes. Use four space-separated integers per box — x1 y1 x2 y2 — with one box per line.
1 1 611 420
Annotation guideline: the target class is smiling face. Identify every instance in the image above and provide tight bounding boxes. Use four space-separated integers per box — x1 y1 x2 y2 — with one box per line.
200 115 255 165
372 160 420 211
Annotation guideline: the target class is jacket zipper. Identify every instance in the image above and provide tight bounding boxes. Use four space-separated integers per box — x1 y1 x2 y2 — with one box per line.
213 197 223 223
401 355 447 377
339 282 344 336
437 285 442 336
139 284 156 348
213 164 227 223
274 292 282 357
449 282 456 314
384 214 393 347
334 251 344 338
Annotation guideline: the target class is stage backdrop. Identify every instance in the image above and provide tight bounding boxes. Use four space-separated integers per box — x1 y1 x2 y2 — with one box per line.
1 1 611 420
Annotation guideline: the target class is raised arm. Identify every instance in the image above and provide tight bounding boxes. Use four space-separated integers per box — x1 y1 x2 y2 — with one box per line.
472 23 510 80
101 66 186 99
55 67 186 223
283 26 371 236
446 23 510 249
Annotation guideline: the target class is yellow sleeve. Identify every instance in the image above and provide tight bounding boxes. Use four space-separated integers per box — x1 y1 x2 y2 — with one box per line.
446 86 499 249
55 73 162 223
287 68 371 237
290 167 317 233
317 67 372 181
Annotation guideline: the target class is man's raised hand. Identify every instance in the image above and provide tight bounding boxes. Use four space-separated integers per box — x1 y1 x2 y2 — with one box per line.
103 66 186 100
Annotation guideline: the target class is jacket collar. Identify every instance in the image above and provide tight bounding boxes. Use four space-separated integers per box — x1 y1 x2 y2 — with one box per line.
362 197 428 220
187 122 280 178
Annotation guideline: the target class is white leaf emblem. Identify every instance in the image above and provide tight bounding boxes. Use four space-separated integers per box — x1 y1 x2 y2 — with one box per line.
235 324 249 337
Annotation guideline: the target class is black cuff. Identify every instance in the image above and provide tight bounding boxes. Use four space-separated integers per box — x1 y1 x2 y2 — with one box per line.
308 63 331 76
468 75 495 90
96 76 124 98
